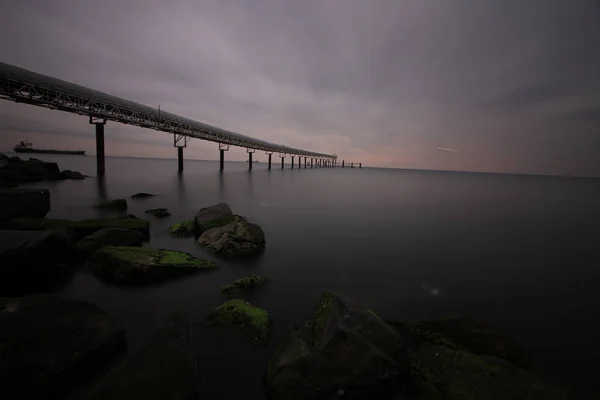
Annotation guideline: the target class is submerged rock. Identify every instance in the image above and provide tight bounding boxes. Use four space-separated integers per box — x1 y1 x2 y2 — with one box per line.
205 299 270 345
266 291 406 400
4 217 150 240
59 169 86 180
83 312 200 400
0 188 50 222
194 202 236 233
0 155 60 183
221 275 268 297
130 192 155 199
94 199 127 211
75 228 144 256
197 217 265 257
168 220 195 237
0 295 125 399
88 246 216 284
0 229 76 295
144 208 171 218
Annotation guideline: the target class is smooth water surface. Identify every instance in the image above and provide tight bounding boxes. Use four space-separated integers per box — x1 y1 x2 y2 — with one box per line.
11 153 600 398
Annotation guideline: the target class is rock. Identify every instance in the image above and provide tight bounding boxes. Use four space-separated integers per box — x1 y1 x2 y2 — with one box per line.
205 299 270 345
0 179 17 188
130 192 155 199
59 169 86 180
396 316 533 370
0 229 76 295
168 220 196 237
94 199 127 211
197 217 266 257
4 217 150 240
83 312 200 400
144 208 171 218
266 291 406 400
0 295 125 399
75 228 144 256
0 188 50 222
88 246 217 284
221 275 268 297
194 202 236 233
0 155 60 183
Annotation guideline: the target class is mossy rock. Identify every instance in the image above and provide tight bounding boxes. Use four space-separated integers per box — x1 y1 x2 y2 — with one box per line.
194 202 236 233
168 220 195 237
4 217 150 240
205 299 270 345
144 208 171 218
94 199 127 210
88 246 216 285
197 218 265 258
221 275 267 297
82 312 200 400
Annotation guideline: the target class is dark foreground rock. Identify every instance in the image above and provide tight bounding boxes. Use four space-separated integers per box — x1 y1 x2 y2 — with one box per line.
0 229 76 295
83 312 201 400
266 291 406 400
205 299 270 345
0 188 50 222
169 220 196 237
94 198 127 211
88 246 217 284
0 179 17 188
145 208 171 218
197 217 265 257
194 202 236 233
0 295 125 399
4 217 150 239
130 192 155 199
221 275 268 297
75 228 144 256
0 154 86 184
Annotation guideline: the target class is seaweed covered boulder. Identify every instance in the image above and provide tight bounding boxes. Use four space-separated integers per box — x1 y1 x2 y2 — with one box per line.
197 217 265 257
4 217 150 240
221 275 268 297
75 228 144 256
88 246 216 284
83 312 201 400
194 202 236 233
0 229 76 295
0 295 125 399
168 220 195 237
205 299 270 344
0 188 50 222
266 292 407 400
389 318 572 400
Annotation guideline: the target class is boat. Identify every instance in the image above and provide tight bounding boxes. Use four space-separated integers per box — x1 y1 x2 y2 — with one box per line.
245 159 260 163
13 140 86 155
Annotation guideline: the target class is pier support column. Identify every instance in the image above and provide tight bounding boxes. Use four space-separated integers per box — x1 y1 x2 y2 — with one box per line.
177 147 184 171
281 155 285 169
219 143 229 171
304 157 307 168
247 148 255 170
311 158 313 168
351 163 354 168
291 156 295 169
342 160 345 168
90 117 107 176
267 152 272 170
359 163 362 168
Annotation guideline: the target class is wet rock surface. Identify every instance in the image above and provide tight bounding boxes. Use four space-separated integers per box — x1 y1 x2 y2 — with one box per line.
169 220 196 237
197 217 266 257
0 188 51 222
0 295 125 399
0 154 85 184
194 202 236 233
75 228 145 256
205 299 270 345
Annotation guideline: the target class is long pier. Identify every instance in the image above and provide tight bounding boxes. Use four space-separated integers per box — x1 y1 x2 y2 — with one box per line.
0 62 361 174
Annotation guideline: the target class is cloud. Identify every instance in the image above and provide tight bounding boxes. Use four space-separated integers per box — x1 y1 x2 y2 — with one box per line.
0 0 599 176
437 147 460 153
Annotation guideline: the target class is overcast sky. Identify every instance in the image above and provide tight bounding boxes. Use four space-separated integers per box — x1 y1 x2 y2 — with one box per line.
1 0 599 176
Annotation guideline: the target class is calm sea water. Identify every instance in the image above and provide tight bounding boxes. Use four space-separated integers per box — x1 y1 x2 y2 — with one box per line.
9 153 600 398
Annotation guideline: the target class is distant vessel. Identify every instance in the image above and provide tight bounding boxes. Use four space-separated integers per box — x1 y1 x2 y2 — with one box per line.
246 158 260 163
13 140 86 155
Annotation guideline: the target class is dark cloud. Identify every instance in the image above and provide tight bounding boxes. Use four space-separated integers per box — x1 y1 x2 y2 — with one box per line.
0 0 599 176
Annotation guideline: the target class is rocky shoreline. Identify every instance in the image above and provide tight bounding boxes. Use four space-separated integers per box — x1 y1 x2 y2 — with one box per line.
0 154 583 399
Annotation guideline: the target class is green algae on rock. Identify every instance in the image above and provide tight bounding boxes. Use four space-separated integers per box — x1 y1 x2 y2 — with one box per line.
205 299 270 344
221 275 268 297
83 312 201 400
144 208 171 218
168 220 196 237
197 217 265 257
4 217 150 239
88 246 216 284
75 228 144 256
